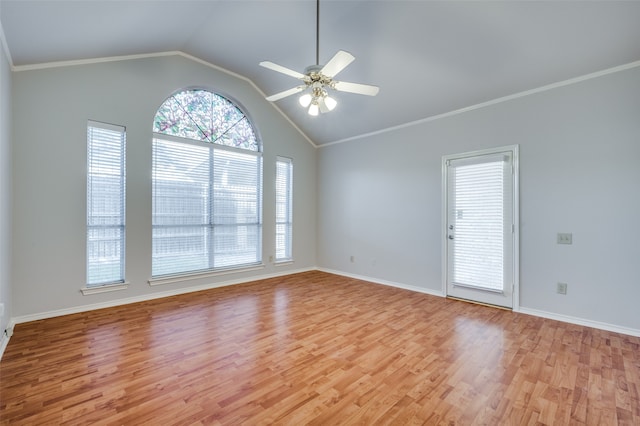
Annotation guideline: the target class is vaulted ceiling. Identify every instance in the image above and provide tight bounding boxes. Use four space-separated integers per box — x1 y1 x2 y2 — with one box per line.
2 0 640 146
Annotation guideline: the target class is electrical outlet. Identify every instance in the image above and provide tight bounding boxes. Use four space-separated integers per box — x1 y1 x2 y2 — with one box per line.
350 255 355 263
557 282 568 295
557 233 572 244
268 255 274 263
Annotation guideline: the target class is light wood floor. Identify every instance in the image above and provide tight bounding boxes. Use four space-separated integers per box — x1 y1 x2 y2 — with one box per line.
1 271 639 425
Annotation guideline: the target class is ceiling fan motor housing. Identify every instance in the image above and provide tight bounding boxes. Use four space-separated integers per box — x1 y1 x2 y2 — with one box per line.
304 65 334 88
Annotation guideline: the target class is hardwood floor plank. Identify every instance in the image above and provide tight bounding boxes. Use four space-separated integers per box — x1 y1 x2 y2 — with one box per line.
1 271 639 425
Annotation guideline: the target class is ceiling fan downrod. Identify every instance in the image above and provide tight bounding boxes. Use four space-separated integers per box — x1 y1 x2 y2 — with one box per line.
315 0 320 66
259 0 379 113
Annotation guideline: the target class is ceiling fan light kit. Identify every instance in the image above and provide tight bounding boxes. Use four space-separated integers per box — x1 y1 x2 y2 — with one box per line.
260 0 379 116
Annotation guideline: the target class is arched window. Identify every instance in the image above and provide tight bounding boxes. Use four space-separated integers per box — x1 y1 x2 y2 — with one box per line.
152 89 262 277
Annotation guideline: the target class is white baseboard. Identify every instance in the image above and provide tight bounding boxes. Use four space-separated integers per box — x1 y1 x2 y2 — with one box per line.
517 307 640 338
11 267 317 325
317 267 445 298
0 319 15 360
318 268 640 338
6 267 639 361
0 333 8 360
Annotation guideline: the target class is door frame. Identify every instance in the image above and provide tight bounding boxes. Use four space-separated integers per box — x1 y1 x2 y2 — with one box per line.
441 145 520 310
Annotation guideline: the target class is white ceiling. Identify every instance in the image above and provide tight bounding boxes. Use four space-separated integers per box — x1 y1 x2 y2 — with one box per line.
2 0 640 146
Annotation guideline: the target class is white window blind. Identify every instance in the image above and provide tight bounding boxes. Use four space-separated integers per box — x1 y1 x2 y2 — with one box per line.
275 157 293 261
86 121 126 286
152 138 263 277
448 155 509 292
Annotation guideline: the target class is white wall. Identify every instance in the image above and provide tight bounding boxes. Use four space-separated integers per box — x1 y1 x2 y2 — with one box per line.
12 54 316 318
8 50 640 335
318 65 640 332
0 19 13 340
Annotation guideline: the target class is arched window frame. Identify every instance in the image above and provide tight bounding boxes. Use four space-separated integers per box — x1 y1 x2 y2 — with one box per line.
151 89 263 280
153 89 261 151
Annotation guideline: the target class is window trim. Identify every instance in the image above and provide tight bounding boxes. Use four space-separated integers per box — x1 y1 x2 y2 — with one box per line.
81 282 129 296
148 264 266 287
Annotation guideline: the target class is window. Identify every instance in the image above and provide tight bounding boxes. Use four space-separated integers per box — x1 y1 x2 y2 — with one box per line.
275 157 293 262
152 89 262 277
449 157 506 291
86 121 126 286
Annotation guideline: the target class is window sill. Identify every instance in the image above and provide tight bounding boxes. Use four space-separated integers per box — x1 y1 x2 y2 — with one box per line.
81 282 129 295
274 259 294 267
148 264 266 286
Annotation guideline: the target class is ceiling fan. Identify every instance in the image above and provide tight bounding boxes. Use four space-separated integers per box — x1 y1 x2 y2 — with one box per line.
259 0 379 116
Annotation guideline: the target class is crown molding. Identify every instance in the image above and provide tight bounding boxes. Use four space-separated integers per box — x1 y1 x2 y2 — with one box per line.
321 59 640 148
10 51 176 72
7 47 640 151
10 51 318 149
0 16 13 68
176 52 317 149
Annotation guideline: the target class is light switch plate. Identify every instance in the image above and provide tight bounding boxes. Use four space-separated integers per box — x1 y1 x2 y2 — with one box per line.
557 233 572 244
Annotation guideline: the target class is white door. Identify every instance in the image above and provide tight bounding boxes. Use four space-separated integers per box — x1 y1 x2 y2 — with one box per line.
443 146 518 308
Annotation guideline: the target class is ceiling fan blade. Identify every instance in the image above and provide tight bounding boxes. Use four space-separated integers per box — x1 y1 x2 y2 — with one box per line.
334 81 380 96
259 61 305 79
265 86 306 102
320 50 355 78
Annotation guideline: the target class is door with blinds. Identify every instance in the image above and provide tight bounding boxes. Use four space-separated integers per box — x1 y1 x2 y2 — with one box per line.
443 146 518 309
